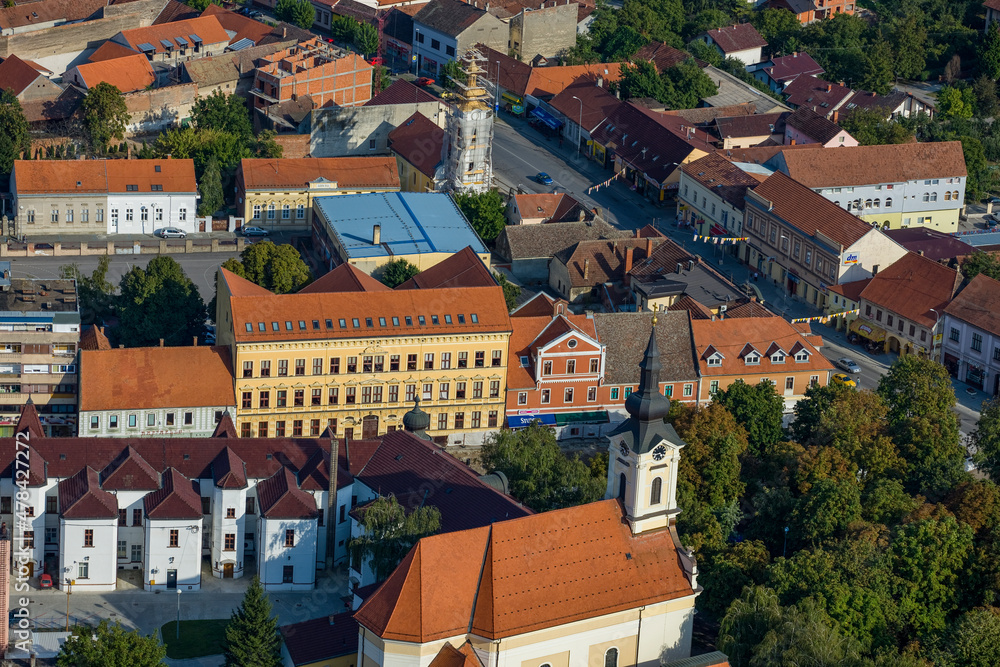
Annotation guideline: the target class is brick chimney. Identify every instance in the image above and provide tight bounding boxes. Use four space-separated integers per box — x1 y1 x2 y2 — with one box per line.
624 247 634 275
583 259 590 280
326 437 339 568
645 237 653 258
159 339 164 347
826 84 832 92
832 110 839 123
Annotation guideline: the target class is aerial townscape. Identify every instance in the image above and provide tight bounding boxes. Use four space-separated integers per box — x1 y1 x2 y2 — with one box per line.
6 0 1000 665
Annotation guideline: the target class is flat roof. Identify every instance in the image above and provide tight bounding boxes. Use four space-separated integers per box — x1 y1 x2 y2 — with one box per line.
314 192 488 260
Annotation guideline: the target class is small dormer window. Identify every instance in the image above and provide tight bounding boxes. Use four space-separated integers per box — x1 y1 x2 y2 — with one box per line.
745 354 760 365
795 351 810 362
520 356 529 367
707 355 722 367
772 353 785 364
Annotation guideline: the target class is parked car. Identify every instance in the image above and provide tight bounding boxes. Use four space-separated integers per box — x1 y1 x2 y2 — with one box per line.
241 226 269 237
535 172 553 185
832 373 857 388
156 227 187 238
836 357 861 374
415 77 435 87
985 214 1000 228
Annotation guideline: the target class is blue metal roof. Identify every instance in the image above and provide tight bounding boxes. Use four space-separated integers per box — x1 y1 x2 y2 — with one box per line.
227 38 255 52
956 230 1000 247
314 192 488 260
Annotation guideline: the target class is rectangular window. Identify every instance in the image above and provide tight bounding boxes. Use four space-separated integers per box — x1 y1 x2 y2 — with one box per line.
786 376 795 390
473 381 483 398
169 529 179 547
390 355 400 371
311 419 320 436
422 383 433 400
588 387 597 401
564 388 574 403
611 387 619 400
90 415 100 430
257 421 268 438
128 414 137 428
710 380 719 394
437 413 447 430
441 352 451 369
118 540 127 558
133 508 142 526
492 350 502 367
517 392 527 405
78 561 88 579
225 533 235 551
407 354 417 371
541 389 550 404
243 361 253 378
246 497 255 515
241 423 251 437
283 565 294 583
475 351 485 368
226 507 236 519
278 360 288 376
293 420 302 436
311 388 322 406
294 390 304 406
84 529 94 547
488 410 498 427
284 529 294 547
590 358 599 373
277 390 287 407
260 360 271 377
312 358 323 375
455 412 465 429
490 380 500 398
566 359 576 374
543 361 552 375
439 383 450 400
405 384 416 401
259 391 270 408
424 353 434 370
972 333 983 352
683 384 693 397
388 385 398 402
951 327 961 342
458 352 468 368
330 358 340 374
295 359 305 376
275 421 285 437
297 204 305 219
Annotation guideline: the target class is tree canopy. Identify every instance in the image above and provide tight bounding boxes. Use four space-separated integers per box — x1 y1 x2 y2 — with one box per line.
713 379 785 457
57 620 166 667
493 271 521 311
116 257 206 347
0 90 30 175
81 83 129 153
378 258 420 287
348 495 441 581
275 0 315 29
454 190 506 242
59 256 116 326
616 59 717 110
223 576 282 667
222 241 312 294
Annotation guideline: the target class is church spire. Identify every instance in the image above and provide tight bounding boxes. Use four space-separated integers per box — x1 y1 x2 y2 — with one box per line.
624 315 671 424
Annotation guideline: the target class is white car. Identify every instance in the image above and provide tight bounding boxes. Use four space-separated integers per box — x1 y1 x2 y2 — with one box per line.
837 357 861 374
156 227 187 238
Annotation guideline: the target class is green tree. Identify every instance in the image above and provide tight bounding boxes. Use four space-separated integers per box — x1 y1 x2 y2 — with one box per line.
749 8 801 54
222 576 282 667
713 379 784 457
479 421 605 512
493 271 521 311
889 15 927 80
378 258 420 287
600 26 651 61
372 63 389 95
980 23 1000 80
877 356 964 496
116 256 206 347
185 0 218 11
0 90 30 175
790 477 862 546
972 75 1000 118
717 586 784 667
330 16 357 43
972 397 1000 482
226 241 312 294
807 388 902 483
616 60 668 102
943 607 1000 667
660 59 718 109
354 22 379 56
961 251 1000 281
191 90 253 141
936 85 975 119
859 37 895 96
839 108 914 146
81 82 129 153
275 0 314 29
348 495 441 581
697 540 770 616
57 619 166 667
685 39 723 67
59 255 116 325
198 155 224 217
750 598 864 667
454 190 506 242
961 135 992 203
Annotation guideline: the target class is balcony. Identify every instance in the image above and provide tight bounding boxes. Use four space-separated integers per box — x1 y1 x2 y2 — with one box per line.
249 87 279 103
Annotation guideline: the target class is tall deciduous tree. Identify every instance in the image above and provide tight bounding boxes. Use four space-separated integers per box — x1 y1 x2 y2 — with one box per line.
198 155 224 217
838 108 914 146
717 586 784 667
713 379 785 457
354 22 379 56
275 0 314 29
454 190 506 242
57 619 166 667
980 23 1000 80
348 495 441 581
943 607 1000 666
116 256 206 347
81 82 129 153
972 397 1000 482
0 90 30 175
226 241 312 294
222 576 282 667
493 271 521 312
191 90 254 141
59 255 116 325
479 422 605 512
378 258 420 287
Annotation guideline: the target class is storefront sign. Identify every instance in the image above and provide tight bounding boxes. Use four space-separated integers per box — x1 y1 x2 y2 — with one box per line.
842 251 860 265
507 413 557 428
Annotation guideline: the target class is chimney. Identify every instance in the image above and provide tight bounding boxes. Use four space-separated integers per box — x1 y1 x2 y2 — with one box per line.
624 247 634 275
159 339 164 347
645 237 653 258
793 51 797 58
826 84 832 92
918 250 925 256
676 262 682 274
192 336 198 346
326 437 339 568
832 110 839 123
635 229 640 239
790 139 796 145
283 27 287 38
596 76 603 88
372 224 381 245
583 259 590 280
687 259 694 271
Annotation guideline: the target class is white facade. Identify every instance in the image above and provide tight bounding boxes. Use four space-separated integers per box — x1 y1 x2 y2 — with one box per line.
211 486 249 580
347 483 381 588
145 518 203 591
14 482 50 580
107 192 198 235
838 228 909 285
60 519 118 592
678 172 745 238
257 517 318 591
80 406 230 438
113 489 148 571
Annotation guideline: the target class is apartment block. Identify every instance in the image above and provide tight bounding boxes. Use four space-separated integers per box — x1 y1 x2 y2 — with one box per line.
250 38 372 113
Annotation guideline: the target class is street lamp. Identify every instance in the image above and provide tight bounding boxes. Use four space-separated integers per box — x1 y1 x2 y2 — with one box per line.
176 589 182 640
495 60 501 113
571 95 584 157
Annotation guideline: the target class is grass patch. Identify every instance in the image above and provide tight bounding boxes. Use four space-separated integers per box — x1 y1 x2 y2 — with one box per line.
160 619 229 659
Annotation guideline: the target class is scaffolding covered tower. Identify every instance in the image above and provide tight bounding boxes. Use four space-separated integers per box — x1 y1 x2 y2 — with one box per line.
444 49 494 193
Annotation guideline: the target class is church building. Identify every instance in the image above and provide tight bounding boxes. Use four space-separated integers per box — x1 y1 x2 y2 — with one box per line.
353 318 717 667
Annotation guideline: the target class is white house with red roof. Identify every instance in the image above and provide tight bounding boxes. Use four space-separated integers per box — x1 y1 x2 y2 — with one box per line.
144 468 204 591
697 23 767 68
58 467 119 592
256 466 320 590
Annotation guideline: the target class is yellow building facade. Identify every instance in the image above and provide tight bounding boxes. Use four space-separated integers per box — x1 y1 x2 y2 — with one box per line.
217 266 511 445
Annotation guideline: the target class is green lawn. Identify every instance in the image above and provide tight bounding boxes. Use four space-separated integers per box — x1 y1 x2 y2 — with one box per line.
160 619 229 659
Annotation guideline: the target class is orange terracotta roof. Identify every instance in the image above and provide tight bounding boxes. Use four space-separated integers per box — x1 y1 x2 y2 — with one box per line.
118 15 230 54
70 53 155 93
776 141 967 188
690 315 833 377
79 326 112 351
827 278 871 303
106 158 196 193
513 193 584 222
944 273 1000 337
13 158 196 194
238 157 399 190
79 345 235 412
0 55 43 97
299 263 390 293
429 642 482 667
859 252 960 328
525 62 622 99
510 292 560 317
219 267 274 297
88 41 140 63
201 4 273 45
507 313 598 388
354 499 694 641
387 112 445 179
226 276 511 343
396 246 494 289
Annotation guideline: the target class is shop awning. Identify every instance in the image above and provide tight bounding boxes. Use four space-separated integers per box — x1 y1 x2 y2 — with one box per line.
554 411 609 426
710 224 728 236
849 318 886 342
501 91 523 105
530 107 563 130
506 413 557 428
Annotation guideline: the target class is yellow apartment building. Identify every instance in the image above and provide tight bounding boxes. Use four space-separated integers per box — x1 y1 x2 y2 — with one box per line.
234 157 400 230
216 258 512 445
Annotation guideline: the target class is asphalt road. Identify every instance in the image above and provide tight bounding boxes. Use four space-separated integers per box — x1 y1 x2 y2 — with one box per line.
8 252 239 305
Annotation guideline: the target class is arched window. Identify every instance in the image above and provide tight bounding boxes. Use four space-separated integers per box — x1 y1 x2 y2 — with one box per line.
845 201 852 211
650 478 662 505
930 192 938 202
885 198 892 207
864 199 872 208
873 198 880 208
922 192 930 202
834 201 840 206
954 190 960 199
944 191 951 201
605 648 618 667
618 473 627 501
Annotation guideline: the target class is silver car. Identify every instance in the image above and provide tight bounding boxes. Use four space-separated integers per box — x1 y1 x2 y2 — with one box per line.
837 357 861 374
156 227 187 238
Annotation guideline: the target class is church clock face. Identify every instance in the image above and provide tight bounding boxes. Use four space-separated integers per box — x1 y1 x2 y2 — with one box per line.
619 443 630 457
470 110 483 120
652 445 667 461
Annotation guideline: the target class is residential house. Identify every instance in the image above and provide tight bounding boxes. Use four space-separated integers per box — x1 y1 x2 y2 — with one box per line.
78 345 237 438
691 314 833 410
697 24 767 68
215 249 511 445
549 236 664 304
0 0 114 36
700 65 792 113
357 325 703 666
783 106 857 147
507 192 592 225
841 88 935 119
743 171 908 309
387 112 447 193
508 2 579 62
251 39 373 119
884 227 974 265
752 51 824 93
256 466 319 590
11 159 198 236
0 55 64 102
824 277 870 332
380 5 424 67
548 81 623 156
678 152 763 239
781 76 853 115
633 41 691 73
200 4 276 48
713 112 788 149
0 403 338 590
235 157 400 231
494 218 630 283
942 274 1000 393
110 16 231 68
627 238 746 315
856 252 960 360
769 141 968 231
590 103 714 203
765 0 855 23
65 54 156 93
280 612 358 667
311 192 489 273
988 0 1000 33
412 0 507 77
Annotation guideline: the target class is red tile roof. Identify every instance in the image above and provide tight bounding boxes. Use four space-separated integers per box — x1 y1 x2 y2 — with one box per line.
429 642 482 667
763 52 824 83
396 246 495 289
354 499 693 641
144 468 202 519
781 76 853 113
79 326 111 351
100 445 160 490
680 153 762 210
70 53 156 93
633 41 690 72
118 16 231 54
238 157 399 190
859 252 960 328
783 105 846 144
0 55 43 97
13 159 196 194
944 273 1000 337
549 82 623 133
507 313 598 389
281 612 358 666
80 345 235 412
201 4 273 45
704 23 767 53
510 292 562 318
256 466 318 519
387 112 445 179
775 141 967 188
59 467 118 519
524 62 622 99
827 278 870 303
299 263 390 294
365 79 439 106
512 193 585 223
554 237 662 288
690 315 832 377
211 446 248 489
88 41 141 63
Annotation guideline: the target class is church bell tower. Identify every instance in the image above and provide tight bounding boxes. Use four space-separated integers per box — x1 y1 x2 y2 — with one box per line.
605 316 685 535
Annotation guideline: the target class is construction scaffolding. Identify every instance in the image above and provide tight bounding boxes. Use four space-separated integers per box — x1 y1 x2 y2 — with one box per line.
444 49 494 194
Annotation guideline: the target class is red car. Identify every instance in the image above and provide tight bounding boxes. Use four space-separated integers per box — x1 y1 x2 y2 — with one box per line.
415 77 435 86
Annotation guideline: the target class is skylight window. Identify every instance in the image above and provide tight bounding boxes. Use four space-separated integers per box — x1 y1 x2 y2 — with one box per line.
392 316 399 326
352 318 360 328
258 322 265 331
444 315 452 324
457 314 465 324
338 319 346 328
272 322 279 331
471 314 479 323
245 323 252 332
405 316 413 325
418 316 426 325
312 320 319 330
285 321 293 330
520 356 529 367
326 319 333 328
365 317 373 327
431 315 439 325
379 317 386 327
298 320 306 330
